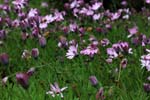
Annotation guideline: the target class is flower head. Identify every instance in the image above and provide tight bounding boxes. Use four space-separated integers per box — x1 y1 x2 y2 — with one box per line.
92 2 102 10
66 44 78 59
46 82 67 98
146 0 150 4
80 43 99 57
141 54 150 71
128 26 138 38
16 72 29 89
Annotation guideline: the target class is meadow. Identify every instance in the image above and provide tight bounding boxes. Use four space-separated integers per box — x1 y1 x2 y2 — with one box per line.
0 0 150 100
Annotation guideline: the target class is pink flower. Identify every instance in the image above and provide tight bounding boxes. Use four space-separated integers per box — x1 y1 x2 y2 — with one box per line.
69 23 78 32
93 13 101 20
16 72 29 89
12 0 28 9
100 38 110 47
0 53 9 65
54 11 65 22
89 76 98 86
121 1 128 6
66 45 78 59
141 54 150 71
127 26 138 38
39 15 55 29
70 0 80 9
96 88 105 100
46 82 67 98
28 8 39 18
80 42 99 57
86 9 94 16
39 37 47 47
31 48 39 59
146 0 150 4
92 2 102 10
107 48 118 58
111 12 121 20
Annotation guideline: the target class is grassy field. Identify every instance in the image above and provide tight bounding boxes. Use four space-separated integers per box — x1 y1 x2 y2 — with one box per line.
0 0 150 100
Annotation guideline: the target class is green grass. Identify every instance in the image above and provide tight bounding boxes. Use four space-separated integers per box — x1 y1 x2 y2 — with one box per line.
0 1 150 100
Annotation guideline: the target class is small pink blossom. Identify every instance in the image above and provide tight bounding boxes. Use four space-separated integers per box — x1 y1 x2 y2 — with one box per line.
101 38 110 47
93 14 101 20
46 82 67 98
111 12 121 20
107 48 118 58
28 8 39 18
146 0 150 4
80 43 99 57
141 54 150 71
128 26 138 38
66 45 78 59
92 2 102 10
12 0 28 9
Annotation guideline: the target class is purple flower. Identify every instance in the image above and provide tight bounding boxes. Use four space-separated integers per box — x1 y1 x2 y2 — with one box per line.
69 23 78 32
80 42 99 57
39 37 46 48
121 1 128 6
31 48 39 59
146 0 150 4
53 10 65 22
141 54 150 71
21 32 29 41
46 82 67 98
12 0 28 9
92 2 102 10
89 76 98 86
143 83 150 92
111 12 121 21
16 72 29 89
66 44 78 59
0 53 9 65
107 48 118 59
58 36 68 48
93 13 101 20
28 8 39 18
0 30 6 39
127 26 138 38
100 38 110 47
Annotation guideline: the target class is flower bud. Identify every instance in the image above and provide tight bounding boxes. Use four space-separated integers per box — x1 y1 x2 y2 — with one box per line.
89 76 98 86
39 37 46 47
96 88 105 100
143 83 150 92
31 48 39 59
0 53 9 65
27 67 35 76
16 73 29 89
